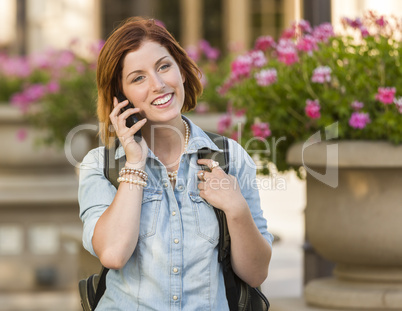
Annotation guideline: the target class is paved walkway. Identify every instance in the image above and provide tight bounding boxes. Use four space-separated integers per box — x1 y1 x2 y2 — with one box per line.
259 171 305 298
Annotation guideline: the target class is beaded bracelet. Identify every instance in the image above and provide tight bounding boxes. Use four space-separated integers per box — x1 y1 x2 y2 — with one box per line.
119 167 148 181
117 176 147 187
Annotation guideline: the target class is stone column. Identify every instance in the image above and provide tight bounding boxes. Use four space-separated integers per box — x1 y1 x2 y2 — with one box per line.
180 0 202 48
223 0 250 51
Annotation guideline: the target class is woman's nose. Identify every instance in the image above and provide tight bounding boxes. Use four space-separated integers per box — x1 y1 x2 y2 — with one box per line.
150 74 165 92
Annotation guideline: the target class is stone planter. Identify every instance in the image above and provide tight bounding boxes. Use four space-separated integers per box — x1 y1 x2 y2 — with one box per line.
287 140 402 310
0 105 93 169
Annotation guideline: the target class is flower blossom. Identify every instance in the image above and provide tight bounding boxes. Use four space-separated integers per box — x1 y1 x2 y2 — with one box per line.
394 97 402 114
255 69 277 86
251 122 271 139
305 99 321 119
249 50 267 68
0 56 32 78
217 114 232 134
312 23 334 42
16 129 28 142
11 83 48 112
277 39 299 65
199 40 220 60
311 66 332 83
297 35 318 53
351 101 364 110
185 45 200 62
230 54 253 80
297 20 313 34
376 16 387 27
254 36 276 51
376 87 396 104
349 112 371 129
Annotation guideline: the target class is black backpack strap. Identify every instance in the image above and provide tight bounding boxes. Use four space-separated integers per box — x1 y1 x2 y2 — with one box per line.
93 267 109 310
104 139 125 189
197 132 239 311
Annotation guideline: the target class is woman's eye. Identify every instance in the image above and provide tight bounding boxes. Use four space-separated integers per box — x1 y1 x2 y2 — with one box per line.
159 64 171 71
133 76 144 83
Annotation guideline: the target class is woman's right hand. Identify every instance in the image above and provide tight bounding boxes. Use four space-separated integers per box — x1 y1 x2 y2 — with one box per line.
109 97 148 168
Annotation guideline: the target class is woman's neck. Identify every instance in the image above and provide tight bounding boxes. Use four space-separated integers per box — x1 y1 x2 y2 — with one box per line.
142 117 187 168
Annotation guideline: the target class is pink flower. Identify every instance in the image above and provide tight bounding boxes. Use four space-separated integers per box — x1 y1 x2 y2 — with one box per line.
394 97 402 113
351 101 364 110
11 84 48 112
296 35 318 52
254 36 276 51
312 23 334 42
349 112 371 129
311 66 331 83
217 79 233 96
88 39 105 56
235 108 246 117
217 114 232 134
281 28 296 39
248 50 267 68
199 40 220 60
186 46 200 62
230 54 253 80
305 99 321 119
360 26 370 38
195 102 209 114
251 122 271 139
199 71 207 88
376 87 396 104
16 129 28 141
376 16 387 27
350 18 363 29
297 20 312 33
0 56 32 78
254 69 277 86
277 39 299 65
47 81 60 93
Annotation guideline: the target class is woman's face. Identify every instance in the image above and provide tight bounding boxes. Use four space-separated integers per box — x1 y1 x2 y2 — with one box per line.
121 40 185 124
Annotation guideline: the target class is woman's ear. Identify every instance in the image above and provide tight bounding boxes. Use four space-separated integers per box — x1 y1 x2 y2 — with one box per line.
181 72 186 84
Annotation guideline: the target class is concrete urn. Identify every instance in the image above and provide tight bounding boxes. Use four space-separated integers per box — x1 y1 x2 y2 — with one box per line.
287 140 402 310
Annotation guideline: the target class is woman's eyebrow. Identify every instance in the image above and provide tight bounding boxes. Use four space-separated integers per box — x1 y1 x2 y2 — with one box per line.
126 56 169 79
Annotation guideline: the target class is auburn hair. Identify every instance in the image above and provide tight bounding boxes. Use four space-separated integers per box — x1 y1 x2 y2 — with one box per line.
96 17 203 147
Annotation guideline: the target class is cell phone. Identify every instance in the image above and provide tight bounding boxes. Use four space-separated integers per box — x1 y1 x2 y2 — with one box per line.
117 92 142 142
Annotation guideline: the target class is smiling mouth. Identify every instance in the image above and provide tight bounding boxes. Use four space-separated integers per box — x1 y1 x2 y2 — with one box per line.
151 93 173 106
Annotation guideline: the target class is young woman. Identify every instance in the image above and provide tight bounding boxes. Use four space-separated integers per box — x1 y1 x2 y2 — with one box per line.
79 17 273 310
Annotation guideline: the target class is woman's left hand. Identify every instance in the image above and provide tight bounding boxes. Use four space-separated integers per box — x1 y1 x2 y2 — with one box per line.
197 159 247 214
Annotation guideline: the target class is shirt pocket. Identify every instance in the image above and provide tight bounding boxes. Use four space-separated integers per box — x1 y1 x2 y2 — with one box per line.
139 189 163 240
189 191 219 244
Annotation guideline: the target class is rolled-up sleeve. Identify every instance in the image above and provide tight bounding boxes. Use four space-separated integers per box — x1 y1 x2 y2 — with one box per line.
78 147 117 257
228 139 274 247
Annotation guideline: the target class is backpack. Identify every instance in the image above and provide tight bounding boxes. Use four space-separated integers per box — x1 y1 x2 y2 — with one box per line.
79 131 269 311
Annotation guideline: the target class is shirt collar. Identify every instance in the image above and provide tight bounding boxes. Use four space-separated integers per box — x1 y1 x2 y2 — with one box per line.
114 115 222 160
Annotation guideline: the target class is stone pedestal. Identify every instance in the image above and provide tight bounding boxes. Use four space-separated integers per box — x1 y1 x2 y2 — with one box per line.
287 140 402 310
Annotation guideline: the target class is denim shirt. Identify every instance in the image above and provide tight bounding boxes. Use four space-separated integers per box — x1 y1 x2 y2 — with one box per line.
78 116 273 311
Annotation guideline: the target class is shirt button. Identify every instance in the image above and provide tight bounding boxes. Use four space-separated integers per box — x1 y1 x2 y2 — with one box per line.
177 185 184 191
172 211 176 216
173 267 179 273
163 182 169 188
173 295 178 301
174 238 179 244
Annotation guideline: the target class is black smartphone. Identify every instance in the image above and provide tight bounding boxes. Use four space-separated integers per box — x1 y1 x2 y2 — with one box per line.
117 92 142 142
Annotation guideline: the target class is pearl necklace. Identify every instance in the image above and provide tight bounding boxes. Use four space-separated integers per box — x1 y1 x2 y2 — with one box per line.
167 119 190 181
